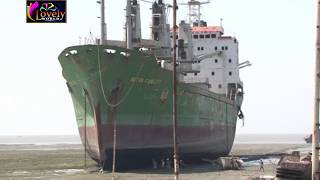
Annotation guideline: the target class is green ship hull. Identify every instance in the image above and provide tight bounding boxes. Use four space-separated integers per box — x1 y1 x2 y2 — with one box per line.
58 44 243 168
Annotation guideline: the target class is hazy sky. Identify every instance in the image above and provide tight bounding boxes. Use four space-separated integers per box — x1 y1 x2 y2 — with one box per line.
0 0 315 135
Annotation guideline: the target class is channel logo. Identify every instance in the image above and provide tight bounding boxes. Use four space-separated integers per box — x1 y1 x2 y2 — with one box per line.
26 0 66 23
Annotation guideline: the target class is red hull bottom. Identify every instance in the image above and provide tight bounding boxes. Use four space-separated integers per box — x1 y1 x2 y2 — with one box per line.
79 124 236 169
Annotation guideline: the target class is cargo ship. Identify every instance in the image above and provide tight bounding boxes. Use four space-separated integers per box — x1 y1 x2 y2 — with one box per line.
58 0 247 169
304 134 320 143
305 134 312 143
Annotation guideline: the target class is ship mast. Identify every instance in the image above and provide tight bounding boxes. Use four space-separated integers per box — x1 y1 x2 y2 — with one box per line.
99 0 107 45
126 0 133 49
312 0 320 179
125 0 141 49
179 0 210 26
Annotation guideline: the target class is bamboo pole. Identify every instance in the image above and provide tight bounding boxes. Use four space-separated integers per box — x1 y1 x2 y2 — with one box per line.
172 0 180 179
84 90 87 169
111 110 117 180
312 0 320 179
111 92 118 179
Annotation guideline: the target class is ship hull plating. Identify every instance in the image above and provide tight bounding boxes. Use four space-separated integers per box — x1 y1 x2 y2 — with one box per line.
58 45 242 169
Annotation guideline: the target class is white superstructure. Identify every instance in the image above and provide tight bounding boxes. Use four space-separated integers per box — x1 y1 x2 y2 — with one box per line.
124 0 244 97
183 25 242 95
169 0 243 97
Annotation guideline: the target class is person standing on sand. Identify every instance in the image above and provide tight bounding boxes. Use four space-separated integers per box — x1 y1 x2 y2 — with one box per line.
259 159 264 172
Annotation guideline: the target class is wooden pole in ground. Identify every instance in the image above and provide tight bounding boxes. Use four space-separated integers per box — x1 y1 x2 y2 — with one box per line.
172 0 180 179
111 90 118 180
313 0 320 179
84 90 87 169
111 112 117 180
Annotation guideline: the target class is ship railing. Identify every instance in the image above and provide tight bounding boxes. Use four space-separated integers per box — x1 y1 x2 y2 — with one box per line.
161 61 201 72
182 77 209 84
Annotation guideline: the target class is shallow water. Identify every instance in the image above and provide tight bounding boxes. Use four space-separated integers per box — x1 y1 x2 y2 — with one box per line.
242 158 279 167
234 134 306 144
0 135 81 145
0 134 307 145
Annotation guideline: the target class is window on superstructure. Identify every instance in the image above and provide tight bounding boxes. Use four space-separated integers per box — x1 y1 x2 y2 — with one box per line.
229 59 232 63
215 59 218 63
199 35 204 39
229 72 232 76
193 35 199 39
225 46 228 50
153 32 159 41
197 47 201 51
222 46 225 50
153 17 160 26
205 34 210 38
211 34 216 38
201 47 204 51
215 46 218 50
218 84 222 89
194 72 198 76
211 72 215 76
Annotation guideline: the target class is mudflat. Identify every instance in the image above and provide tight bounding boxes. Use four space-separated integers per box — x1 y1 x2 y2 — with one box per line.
0 143 310 180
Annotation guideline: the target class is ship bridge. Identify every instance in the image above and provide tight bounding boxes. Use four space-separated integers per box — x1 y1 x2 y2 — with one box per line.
169 22 242 96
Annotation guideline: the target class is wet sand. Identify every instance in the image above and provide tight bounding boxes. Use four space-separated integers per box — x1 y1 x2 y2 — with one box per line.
0 143 310 180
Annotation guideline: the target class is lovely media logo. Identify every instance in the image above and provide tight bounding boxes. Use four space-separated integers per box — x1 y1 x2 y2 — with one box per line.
26 0 66 23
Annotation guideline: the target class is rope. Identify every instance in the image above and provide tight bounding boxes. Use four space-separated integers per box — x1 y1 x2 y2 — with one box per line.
97 45 145 108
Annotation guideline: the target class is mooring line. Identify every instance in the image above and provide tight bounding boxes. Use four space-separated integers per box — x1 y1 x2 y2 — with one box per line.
96 44 145 108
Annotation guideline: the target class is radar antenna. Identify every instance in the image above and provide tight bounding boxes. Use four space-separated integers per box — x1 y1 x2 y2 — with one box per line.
140 0 172 8
179 0 210 26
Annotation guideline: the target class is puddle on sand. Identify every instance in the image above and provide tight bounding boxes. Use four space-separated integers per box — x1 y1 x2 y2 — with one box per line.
8 169 84 179
243 158 280 167
53 169 84 175
12 171 31 174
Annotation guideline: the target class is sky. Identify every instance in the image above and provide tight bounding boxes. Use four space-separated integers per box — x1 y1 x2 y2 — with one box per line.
0 0 316 135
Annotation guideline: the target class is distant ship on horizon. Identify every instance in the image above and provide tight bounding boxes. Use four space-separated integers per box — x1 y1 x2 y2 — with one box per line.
58 0 246 169
304 134 320 144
